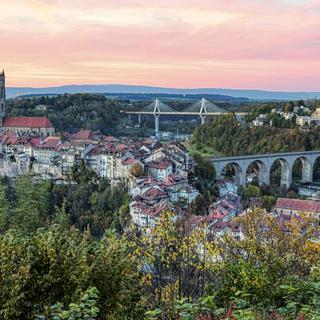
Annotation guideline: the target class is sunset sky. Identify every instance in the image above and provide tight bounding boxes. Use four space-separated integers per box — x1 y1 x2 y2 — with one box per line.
1 0 320 90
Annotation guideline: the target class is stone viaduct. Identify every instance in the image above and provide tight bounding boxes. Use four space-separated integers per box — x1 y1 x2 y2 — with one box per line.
210 150 320 188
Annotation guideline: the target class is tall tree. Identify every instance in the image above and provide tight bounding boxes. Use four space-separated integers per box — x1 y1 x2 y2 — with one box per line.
12 176 50 233
0 183 9 233
132 211 216 311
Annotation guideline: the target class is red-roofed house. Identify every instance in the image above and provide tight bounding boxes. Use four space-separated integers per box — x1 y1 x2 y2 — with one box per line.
3 116 55 136
33 136 61 164
147 160 173 180
129 199 169 233
71 129 94 142
104 136 118 143
142 186 168 202
273 198 320 219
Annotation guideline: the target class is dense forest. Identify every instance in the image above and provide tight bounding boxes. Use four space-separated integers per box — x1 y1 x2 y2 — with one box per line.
0 181 319 319
6 94 125 134
192 115 320 156
0 165 129 238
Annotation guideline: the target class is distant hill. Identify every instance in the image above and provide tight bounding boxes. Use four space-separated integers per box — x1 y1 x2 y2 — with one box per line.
6 84 320 100
16 92 249 102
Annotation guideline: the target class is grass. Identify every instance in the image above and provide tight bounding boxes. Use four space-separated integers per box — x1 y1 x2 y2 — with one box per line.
183 141 225 158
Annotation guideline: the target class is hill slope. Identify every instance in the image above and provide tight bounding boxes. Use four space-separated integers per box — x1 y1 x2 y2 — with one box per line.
6 84 320 100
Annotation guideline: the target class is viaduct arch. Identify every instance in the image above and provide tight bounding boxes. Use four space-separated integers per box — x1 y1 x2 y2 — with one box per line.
210 151 319 188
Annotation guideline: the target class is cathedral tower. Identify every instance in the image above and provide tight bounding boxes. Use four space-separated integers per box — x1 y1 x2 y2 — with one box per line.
0 70 5 126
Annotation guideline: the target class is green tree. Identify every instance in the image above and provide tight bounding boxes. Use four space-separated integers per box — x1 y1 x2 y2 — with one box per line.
0 183 9 233
72 160 97 184
261 195 275 211
193 155 216 181
90 232 144 319
53 199 70 229
36 287 100 320
0 226 144 320
242 184 261 200
12 176 50 233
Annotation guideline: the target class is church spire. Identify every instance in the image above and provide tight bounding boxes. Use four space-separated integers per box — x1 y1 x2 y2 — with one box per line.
0 68 6 126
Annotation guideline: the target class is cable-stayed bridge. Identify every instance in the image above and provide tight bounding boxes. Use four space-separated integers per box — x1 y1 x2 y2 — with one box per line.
123 97 246 138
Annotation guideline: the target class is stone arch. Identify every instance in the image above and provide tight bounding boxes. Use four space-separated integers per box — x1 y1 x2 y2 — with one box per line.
270 158 292 188
292 156 313 183
245 160 269 185
219 162 244 185
313 156 320 182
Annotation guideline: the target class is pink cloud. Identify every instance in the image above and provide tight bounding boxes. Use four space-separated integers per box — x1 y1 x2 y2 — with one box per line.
1 0 320 90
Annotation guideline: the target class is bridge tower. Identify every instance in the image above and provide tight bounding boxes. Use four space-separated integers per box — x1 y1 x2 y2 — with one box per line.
0 69 5 127
153 99 161 140
184 97 227 125
138 99 176 140
199 97 207 124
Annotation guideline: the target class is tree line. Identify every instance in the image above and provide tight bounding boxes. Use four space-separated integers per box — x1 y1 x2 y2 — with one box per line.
6 94 124 134
192 115 320 156
0 173 129 238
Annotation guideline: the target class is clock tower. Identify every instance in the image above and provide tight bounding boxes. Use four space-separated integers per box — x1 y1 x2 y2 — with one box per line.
0 70 5 126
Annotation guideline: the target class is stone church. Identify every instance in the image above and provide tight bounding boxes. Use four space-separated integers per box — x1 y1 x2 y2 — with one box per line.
0 70 55 136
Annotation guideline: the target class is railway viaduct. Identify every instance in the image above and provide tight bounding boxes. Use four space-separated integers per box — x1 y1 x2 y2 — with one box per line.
210 151 320 188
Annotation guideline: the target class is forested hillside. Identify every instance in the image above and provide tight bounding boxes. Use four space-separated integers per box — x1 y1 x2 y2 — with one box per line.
0 170 129 238
0 183 319 319
6 94 125 134
192 115 320 156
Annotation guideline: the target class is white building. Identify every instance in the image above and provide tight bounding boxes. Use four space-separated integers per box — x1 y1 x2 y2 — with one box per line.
33 137 61 164
147 160 173 180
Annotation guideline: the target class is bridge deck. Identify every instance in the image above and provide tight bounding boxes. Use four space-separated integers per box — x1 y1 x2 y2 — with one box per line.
209 150 320 162
124 111 247 116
